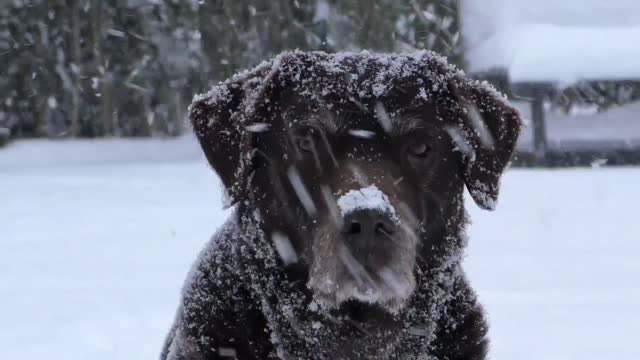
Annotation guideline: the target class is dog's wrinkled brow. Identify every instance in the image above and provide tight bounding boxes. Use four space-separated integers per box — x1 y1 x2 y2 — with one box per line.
298 113 341 134
292 107 426 138
392 115 425 137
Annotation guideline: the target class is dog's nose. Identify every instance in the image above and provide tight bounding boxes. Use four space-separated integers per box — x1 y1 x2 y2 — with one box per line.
341 210 397 264
344 210 396 237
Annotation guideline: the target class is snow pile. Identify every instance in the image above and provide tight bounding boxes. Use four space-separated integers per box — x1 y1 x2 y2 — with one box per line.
507 24 640 82
336 185 399 224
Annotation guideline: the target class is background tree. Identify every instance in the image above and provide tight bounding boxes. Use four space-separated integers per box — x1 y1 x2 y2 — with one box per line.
46 0 640 148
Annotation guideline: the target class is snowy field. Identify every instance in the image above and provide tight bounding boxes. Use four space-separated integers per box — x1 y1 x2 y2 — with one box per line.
1 137 639 360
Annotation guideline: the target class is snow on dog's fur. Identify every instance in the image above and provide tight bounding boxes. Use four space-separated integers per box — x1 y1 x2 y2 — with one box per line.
160 50 521 360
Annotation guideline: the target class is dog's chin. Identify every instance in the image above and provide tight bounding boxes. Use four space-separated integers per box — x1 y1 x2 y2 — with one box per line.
310 278 415 317
337 300 395 324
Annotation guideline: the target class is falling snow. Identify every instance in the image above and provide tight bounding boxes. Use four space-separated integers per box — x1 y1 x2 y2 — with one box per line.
272 231 298 265
348 129 376 138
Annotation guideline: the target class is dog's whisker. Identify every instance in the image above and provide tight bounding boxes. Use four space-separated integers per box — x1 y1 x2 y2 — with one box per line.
381 227 424 265
338 243 380 292
380 229 417 252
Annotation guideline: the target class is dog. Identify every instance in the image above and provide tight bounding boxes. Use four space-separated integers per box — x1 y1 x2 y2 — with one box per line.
160 50 521 360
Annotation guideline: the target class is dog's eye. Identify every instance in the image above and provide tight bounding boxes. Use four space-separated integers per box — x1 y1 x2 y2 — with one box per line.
297 137 314 153
295 127 316 153
407 141 430 158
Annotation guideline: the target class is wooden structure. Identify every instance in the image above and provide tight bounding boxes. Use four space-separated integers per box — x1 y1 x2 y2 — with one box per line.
460 0 640 165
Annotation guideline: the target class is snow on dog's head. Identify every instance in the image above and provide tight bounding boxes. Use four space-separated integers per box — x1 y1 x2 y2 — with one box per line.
189 50 521 319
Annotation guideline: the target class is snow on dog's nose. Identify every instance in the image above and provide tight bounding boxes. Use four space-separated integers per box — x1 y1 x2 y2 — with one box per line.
336 185 400 224
337 185 400 269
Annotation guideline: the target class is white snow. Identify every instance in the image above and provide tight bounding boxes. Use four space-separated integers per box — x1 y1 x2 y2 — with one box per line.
287 166 317 216
445 125 475 160
466 168 640 360
0 136 226 360
374 102 393 133
465 103 495 150
460 0 640 83
272 231 298 265
377 266 415 300
336 185 399 223
507 24 640 83
245 122 270 133
1 137 639 359
347 129 376 139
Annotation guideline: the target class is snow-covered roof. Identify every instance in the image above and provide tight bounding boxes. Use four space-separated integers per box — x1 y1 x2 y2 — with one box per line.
460 0 640 83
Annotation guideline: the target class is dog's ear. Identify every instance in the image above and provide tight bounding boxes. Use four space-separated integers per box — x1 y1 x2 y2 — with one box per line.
190 83 245 205
445 81 521 210
189 60 281 206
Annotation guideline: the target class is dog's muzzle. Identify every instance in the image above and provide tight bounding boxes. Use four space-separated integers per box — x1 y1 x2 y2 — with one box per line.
308 185 417 313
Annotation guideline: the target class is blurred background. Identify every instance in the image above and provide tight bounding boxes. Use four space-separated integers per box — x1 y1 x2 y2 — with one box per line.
1 0 640 165
1 1 639 359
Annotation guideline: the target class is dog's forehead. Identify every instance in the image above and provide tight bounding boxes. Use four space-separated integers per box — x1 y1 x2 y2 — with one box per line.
273 52 451 134
277 51 443 96
279 95 435 140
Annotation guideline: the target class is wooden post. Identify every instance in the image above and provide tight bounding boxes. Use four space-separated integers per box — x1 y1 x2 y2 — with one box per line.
531 86 548 162
0 127 9 147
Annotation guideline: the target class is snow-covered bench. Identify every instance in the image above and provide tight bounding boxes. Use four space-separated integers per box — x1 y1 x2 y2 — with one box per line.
459 0 640 165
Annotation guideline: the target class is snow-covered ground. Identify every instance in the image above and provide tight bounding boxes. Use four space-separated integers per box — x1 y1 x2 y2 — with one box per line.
1 137 639 360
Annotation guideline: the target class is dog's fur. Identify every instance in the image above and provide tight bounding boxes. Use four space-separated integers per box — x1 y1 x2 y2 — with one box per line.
161 51 521 360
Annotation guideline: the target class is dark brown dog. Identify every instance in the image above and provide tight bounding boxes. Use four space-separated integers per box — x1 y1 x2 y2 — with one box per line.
160 51 521 360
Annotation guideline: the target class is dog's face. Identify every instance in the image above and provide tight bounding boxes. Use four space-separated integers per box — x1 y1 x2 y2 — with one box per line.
259 93 464 312
190 52 520 315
